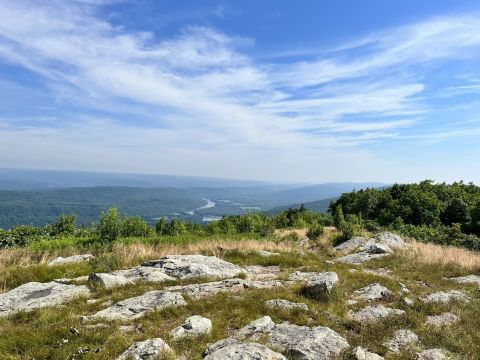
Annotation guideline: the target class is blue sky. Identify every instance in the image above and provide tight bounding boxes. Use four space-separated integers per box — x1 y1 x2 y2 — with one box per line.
0 0 480 183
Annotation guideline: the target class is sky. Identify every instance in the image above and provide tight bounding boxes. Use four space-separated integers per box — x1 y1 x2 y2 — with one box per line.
0 0 480 183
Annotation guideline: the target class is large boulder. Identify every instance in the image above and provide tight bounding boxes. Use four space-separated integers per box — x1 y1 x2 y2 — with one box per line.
82 291 186 321
420 290 471 304
372 232 406 249
268 323 349 360
348 305 405 323
142 255 243 279
265 299 308 311
88 273 133 289
117 337 171 360
47 254 94 266
303 272 339 297
170 315 212 339
383 329 419 353
353 283 392 301
0 281 90 317
334 237 367 253
204 339 286 360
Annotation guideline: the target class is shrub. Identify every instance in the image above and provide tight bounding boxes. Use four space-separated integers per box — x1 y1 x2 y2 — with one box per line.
97 208 121 242
306 223 324 239
120 215 151 237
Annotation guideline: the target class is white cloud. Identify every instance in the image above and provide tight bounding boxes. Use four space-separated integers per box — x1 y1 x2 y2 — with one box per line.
0 1 479 181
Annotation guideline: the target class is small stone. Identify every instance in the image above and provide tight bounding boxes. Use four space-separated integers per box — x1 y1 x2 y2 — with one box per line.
170 315 212 339
265 299 308 311
353 346 384 360
257 250 280 257
117 338 171 360
400 282 410 293
118 325 135 333
404 297 414 307
383 329 419 353
425 312 459 327
347 299 358 306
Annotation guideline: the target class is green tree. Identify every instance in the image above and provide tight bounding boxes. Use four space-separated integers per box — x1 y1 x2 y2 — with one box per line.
97 208 121 242
120 215 151 237
51 214 76 236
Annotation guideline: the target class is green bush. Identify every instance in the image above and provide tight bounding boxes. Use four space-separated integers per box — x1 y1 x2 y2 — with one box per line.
120 215 151 237
306 223 324 239
96 208 121 243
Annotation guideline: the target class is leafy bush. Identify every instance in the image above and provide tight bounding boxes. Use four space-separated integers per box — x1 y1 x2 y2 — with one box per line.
120 215 151 237
306 223 324 239
96 208 121 243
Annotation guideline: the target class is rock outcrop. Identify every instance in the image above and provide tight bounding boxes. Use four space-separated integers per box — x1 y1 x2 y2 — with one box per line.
113 266 175 283
420 290 471 304
425 312 459 327
349 304 405 323
0 281 90 317
383 329 419 353
204 339 286 360
334 237 367 253
170 315 212 339
142 255 243 279
88 273 133 289
47 254 94 266
82 291 186 321
265 299 308 311
117 338 171 360
353 283 392 301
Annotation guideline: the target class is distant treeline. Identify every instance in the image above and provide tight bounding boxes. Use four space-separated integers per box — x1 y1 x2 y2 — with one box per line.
330 180 480 250
0 206 331 249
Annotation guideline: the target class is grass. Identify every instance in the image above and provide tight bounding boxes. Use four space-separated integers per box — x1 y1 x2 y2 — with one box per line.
0 231 479 359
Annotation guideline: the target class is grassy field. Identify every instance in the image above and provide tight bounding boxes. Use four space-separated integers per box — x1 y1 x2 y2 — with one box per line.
0 231 479 359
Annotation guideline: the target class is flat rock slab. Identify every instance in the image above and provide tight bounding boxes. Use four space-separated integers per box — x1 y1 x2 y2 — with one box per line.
353 346 384 360
82 291 186 321
425 312 459 327
383 329 418 353
142 255 243 279
268 323 350 360
0 281 90 317
243 265 281 281
89 273 133 289
117 337 171 360
204 339 286 360
348 304 405 323
265 299 308 311
334 237 367 253
337 252 390 265
165 278 283 299
113 266 175 283
449 275 480 289
353 283 392 301
47 254 94 266
170 315 212 339
421 290 471 304
287 271 335 282
417 349 450 360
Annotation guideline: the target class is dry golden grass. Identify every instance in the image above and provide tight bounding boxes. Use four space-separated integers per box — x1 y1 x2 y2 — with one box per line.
402 239 480 271
275 228 308 239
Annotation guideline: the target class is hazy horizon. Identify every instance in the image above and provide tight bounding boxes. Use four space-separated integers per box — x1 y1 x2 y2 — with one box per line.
1 1 479 183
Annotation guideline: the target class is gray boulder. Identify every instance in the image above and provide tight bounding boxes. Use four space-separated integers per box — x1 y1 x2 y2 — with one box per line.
373 232 406 249
47 254 94 266
364 242 393 254
268 323 349 360
88 273 133 289
383 329 419 353
237 316 275 340
82 291 186 321
142 255 243 279
204 339 286 360
117 337 171 360
353 346 384 360
165 278 283 299
417 349 450 360
420 290 471 304
334 237 367 253
0 281 90 317
303 272 339 297
337 252 389 265
353 283 392 301
425 312 459 327
265 299 308 311
348 304 405 323
170 315 212 339
113 266 175 283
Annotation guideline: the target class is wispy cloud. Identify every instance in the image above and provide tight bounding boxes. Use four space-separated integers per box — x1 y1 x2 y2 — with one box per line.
0 1 479 181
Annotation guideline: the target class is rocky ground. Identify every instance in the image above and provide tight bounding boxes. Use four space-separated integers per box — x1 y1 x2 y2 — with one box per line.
0 232 479 359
